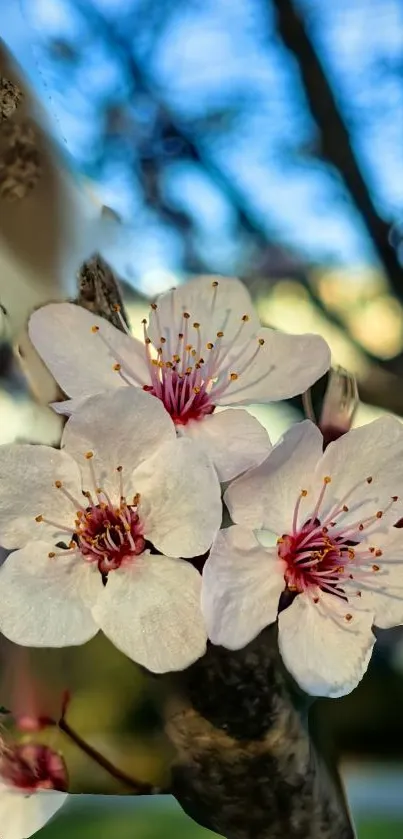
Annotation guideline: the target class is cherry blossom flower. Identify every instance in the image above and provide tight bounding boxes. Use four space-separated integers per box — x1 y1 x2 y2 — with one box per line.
29 275 330 481
0 737 67 839
202 417 403 697
0 388 221 672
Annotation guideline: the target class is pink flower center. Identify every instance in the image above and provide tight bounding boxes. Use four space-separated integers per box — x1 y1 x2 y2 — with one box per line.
91 282 266 426
36 454 145 580
277 475 398 619
0 743 68 793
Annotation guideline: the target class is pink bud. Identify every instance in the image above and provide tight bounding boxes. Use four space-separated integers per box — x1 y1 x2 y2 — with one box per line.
304 366 359 448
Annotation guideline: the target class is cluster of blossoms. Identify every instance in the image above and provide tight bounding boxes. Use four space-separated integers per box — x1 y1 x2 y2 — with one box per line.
1 274 403 833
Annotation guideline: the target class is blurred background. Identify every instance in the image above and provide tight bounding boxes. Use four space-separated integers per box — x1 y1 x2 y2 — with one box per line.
1 0 403 836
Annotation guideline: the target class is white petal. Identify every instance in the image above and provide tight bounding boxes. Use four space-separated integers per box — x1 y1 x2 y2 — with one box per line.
359 529 403 629
62 388 176 498
92 554 206 672
29 302 149 399
278 593 375 698
0 445 81 549
202 525 285 649
219 328 330 406
50 396 92 416
148 275 259 352
134 437 222 557
225 420 323 533
182 408 271 482
316 416 403 529
0 787 67 839
0 543 99 647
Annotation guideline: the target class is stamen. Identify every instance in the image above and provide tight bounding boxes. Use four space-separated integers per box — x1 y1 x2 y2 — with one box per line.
310 476 332 521
35 516 74 535
54 481 86 513
292 490 308 533
112 305 132 336
92 327 144 385
117 466 124 499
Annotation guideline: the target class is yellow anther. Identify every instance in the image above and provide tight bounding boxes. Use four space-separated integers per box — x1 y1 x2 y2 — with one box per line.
258 338 265 346
173 354 181 363
376 511 383 519
85 451 94 460
112 304 121 312
151 359 159 366
207 342 214 350
54 481 62 489
113 363 121 371
185 344 193 352
324 476 332 484
186 367 193 374
191 349 197 356
193 386 201 394
166 361 173 368
35 515 43 523
230 372 238 381
48 552 56 558
242 314 250 322
193 322 200 329
183 312 190 319
91 325 99 333
343 505 349 512
217 331 224 338
301 489 308 497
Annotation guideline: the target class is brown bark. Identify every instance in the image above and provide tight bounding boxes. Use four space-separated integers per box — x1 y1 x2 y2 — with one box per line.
163 627 355 839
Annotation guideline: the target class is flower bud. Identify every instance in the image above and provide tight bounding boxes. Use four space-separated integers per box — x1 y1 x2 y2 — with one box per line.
304 366 359 448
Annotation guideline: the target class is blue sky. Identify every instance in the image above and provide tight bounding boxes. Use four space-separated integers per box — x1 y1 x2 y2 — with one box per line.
4 0 403 287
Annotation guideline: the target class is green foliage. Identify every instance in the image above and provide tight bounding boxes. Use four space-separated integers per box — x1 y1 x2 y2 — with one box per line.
40 801 220 838
38 801 403 839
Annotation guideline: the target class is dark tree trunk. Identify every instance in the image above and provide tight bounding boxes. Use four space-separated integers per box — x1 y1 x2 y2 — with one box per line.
163 627 355 839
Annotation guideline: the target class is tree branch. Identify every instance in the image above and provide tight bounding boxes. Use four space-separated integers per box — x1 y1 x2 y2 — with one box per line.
271 0 403 298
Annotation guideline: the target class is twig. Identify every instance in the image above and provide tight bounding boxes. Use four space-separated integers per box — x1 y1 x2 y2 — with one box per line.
58 715 162 795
